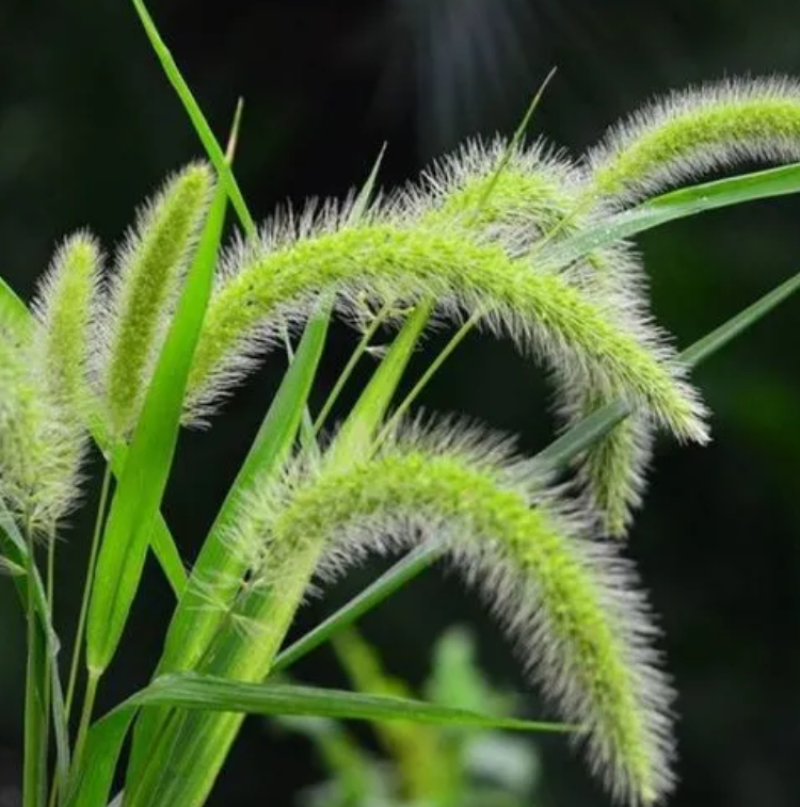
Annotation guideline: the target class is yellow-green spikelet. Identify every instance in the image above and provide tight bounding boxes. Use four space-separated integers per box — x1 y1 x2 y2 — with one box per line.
102 162 212 436
189 220 706 447
231 422 675 805
585 78 800 206
33 231 101 412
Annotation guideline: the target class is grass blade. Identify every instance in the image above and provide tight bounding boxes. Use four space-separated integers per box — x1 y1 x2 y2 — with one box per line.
65 671 571 807
131 674 575 733
330 301 433 464
130 0 254 235
105 443 187 597
86 182 228 677
544 162 800 265
0 275 33 334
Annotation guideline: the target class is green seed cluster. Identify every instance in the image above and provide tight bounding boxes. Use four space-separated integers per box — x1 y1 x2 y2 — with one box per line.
586 78 800 205
101 163 212 437
228 422 673 805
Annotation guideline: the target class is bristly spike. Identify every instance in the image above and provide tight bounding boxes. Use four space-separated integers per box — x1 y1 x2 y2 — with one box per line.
99 161 213 438
224 417 676 806
32 231 102 416
186 198 707 449
0 324 88 538
585 76 800 207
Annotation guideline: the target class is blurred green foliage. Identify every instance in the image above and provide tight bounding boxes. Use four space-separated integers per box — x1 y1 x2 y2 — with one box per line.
281 627 541 807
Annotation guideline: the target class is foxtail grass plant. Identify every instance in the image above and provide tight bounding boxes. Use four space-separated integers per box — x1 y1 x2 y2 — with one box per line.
2 3 800 806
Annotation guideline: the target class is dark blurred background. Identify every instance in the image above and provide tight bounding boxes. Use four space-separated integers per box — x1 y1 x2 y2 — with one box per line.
1 1 800 805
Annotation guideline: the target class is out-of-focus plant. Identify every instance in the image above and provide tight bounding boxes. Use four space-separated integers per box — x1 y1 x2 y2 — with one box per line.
2 3 800 807
282 626 542 807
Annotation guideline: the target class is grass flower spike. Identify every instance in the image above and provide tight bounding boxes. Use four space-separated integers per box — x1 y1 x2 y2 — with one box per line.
0 330 87 537
99 162 212 437
32 232 102 413
224 419 675 805
189 209 707 448
409 139 663 536
585 77 800 207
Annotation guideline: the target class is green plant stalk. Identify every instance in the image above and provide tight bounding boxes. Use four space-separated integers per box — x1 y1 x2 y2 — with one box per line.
313 304 390 435
41 532 56 803
64 463 113 727
0 504 69 800
23 521 47 807
125 143 387 791
125 301 431 807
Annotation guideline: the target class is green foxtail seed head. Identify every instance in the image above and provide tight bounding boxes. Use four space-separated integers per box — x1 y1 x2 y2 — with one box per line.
408 139 658 537
32 231 102 416
584 77 800 207
556 381 654 538
0 324 87 537
187 206 707 450
99 162 213 437
220 417 675 806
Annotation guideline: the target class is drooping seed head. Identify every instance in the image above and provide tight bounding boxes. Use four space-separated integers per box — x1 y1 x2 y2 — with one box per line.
188 209 707 449
404 138 662 537
99 162 213 437
585 76 800 207
225 418 676 805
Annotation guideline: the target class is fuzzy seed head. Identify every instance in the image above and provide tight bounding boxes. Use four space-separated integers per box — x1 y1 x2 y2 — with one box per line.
0 325 87 537
189 212 707 449
404 138 666 537
585 76 800 207
99 162 213 437
32 231 102 415
226 419 676 805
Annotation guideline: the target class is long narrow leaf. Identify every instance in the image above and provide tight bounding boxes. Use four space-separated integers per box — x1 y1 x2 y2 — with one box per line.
133 675 574 732
130 0 254 235
66 673 570 807
86 183 228 675
106 442 187 597
544 162 800 265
